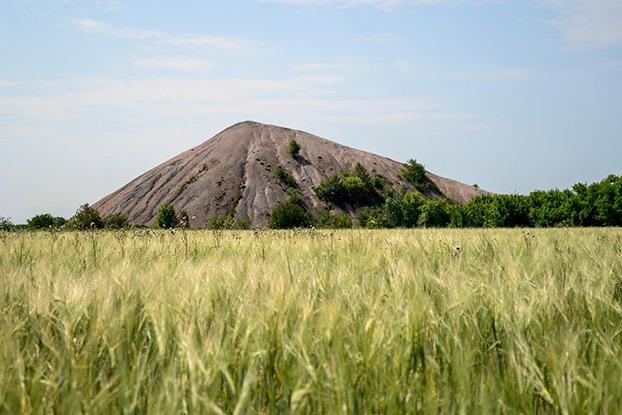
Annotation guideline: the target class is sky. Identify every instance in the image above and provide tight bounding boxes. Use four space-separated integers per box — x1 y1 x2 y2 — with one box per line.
1 0 621 223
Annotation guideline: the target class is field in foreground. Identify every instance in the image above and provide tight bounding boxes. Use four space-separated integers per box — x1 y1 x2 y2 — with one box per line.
1 228 622 413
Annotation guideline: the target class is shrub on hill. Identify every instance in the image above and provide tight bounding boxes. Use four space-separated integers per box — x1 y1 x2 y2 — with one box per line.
315 163 387 207
66 204 104 230
156 204 178 229
401 159 428 193
269 201 311 229
274 166 297 189
288 139 301 157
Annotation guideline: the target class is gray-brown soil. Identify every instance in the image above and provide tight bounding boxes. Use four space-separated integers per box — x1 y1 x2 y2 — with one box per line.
93 121 486 227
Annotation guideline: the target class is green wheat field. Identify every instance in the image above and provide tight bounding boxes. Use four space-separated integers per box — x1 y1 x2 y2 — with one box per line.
1 228 622 413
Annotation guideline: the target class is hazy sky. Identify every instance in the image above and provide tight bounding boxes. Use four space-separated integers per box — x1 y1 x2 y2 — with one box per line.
1 0 621 222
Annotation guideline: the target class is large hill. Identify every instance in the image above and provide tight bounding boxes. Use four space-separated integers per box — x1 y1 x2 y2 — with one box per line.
93 121 485 227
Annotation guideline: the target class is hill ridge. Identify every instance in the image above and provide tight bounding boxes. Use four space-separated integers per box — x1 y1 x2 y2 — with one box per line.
93 121 485 227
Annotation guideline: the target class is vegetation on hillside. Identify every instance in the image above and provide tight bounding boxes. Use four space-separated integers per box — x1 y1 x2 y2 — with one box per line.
274 165 297 189
401 159 428 193
315 163 387 207
269 201 311 229
288 139 301 157
156 203 178 229
314 168 622 229
5 169 620 230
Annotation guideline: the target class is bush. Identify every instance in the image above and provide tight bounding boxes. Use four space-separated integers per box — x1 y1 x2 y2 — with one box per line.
0 217 13 231
156 204 178 229
315 210 353 229
383 191 427 228
105 213 130 229
288 140 301 157
66 204 104 230
27 213 57 229
417 200 451 228
207 215 250 230
315 164 386 207
356 207 386 228
402 159 428 193
274 166 297 189
269 201 311 229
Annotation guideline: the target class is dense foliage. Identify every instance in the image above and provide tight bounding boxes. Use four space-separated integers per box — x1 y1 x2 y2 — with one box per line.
104 213 130 229
315 163 387 207
156 204 178 229
345 174 622 229
2 174 620 231
274 166 297 189
269 201 311 229
458 174 622 228
27 213 65 229
65 204 104 230
288 139 301 157
315 210 353 229
0 216 13 231
401 159 428 193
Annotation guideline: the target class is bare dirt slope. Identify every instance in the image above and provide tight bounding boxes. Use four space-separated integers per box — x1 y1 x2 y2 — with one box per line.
93 121 486 227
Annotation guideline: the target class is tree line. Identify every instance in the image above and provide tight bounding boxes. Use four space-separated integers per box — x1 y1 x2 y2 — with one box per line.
1 158 620 230
271 160 622 229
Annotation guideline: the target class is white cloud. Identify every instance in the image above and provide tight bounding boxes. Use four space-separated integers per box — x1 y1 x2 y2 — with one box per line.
73 19 252 50
0 81 18 88
263 0 458 11
133 57 213 72
0 76 470 127
290 63 345 71
546 0 622 48
263 0 445 10
394 60 535 80
354 33 399 44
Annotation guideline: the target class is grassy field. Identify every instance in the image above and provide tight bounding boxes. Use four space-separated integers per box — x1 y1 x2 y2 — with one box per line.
1 228 622 413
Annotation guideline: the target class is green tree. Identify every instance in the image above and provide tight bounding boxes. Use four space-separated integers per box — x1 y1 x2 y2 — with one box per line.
274 166 297 188
417 200 451 228
356 207 386 228
66 204 104 230
315 210 352 228
315 164 386 207
105 213 130 229
269 201 311 229
27 213 57 229
0 217 13 231
383 191 427 228
401 159 428 193
288 139 301 157
156 204 178 229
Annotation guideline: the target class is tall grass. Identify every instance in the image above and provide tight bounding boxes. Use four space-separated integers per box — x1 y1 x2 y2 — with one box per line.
1 228 621 413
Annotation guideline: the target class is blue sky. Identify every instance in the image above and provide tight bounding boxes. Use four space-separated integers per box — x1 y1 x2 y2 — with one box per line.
1 0 621 222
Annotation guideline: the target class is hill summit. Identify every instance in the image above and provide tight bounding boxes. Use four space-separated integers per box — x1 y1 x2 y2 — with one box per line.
93 121 485 227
